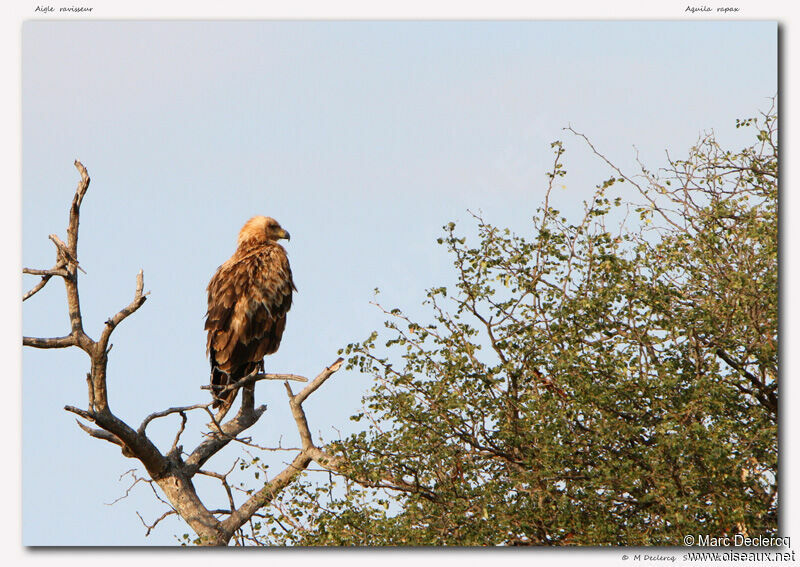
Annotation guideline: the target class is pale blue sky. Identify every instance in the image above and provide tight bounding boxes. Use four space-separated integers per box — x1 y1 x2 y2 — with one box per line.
21 20 776 545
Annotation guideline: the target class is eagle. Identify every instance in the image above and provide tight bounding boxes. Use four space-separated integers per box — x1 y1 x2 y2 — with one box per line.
205 216 295 409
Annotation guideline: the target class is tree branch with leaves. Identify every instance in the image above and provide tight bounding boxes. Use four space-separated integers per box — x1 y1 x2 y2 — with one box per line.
256 104 777 546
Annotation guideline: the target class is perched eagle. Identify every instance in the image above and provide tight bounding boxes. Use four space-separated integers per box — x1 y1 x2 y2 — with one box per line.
205 216 295 409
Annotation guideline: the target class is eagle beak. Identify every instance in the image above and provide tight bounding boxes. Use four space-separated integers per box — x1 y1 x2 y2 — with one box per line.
281 230 291 241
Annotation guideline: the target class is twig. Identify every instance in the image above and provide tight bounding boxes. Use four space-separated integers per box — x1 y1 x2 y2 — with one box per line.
169 412 189 457
97 270 148 352
106 469 147 505
197 459 240 521
138 402 211 436
183 400 268 476
22 260 69 301
23 274 54 301
137 509 178 537
565 125 683 231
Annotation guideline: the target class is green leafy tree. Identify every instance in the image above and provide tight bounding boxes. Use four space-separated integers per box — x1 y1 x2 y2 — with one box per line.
252 105 777 545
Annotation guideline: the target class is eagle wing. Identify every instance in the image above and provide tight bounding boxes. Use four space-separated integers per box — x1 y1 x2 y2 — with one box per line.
205 244 294 406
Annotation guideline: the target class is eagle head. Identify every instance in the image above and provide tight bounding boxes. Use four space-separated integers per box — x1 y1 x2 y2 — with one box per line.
238 215 290 245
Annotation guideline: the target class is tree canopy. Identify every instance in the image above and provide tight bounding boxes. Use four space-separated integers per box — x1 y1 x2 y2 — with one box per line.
253 106 778 545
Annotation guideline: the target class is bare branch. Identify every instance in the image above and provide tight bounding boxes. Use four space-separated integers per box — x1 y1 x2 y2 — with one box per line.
200 371 308 395
23 335 77 349
23 266 69 277
22 259 69 301
282 359 344 453
169 412 189 457
137 509 178 537
64 404 96 421
67 159 90 257
98 269 148 352
197 459 240 523
24 161 235 546
294 358 344 404
183 401 268 476
67 406 143 457
69 398 169 476
23 274 55 301
284 382 311 450
73 418 126 449
106 469 147 505
138 402 211 436
48 234 85 274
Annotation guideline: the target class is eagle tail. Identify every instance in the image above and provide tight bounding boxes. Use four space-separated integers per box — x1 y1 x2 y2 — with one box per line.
210 355 263 409
210 365 232 409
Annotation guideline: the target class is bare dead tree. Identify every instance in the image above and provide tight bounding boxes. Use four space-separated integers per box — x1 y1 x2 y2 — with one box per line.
22 161 349 546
